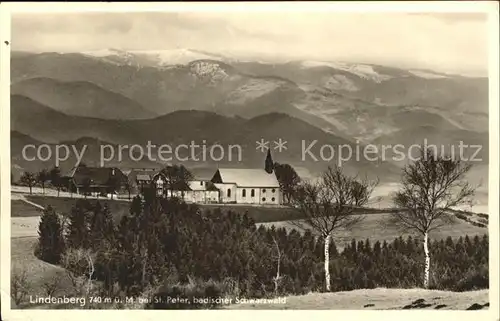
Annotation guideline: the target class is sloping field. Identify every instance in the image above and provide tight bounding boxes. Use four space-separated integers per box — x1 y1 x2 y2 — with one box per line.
11 237 76 308
12 195 488 245
23 195 131 222
225 288 489 310
258 213 488 250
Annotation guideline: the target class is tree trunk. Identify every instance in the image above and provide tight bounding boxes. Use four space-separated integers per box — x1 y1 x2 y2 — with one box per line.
29 186 32 195
324 234 331 292
141 247 148 287
423 231 430 288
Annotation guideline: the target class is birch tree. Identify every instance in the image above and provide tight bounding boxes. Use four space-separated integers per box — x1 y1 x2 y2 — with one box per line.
270 234 284 295
290 166 377 291
390 148 475 288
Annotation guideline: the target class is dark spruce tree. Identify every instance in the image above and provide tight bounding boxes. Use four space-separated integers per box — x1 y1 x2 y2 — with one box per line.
36 205 65 264
274 162 301 204
66 199 91 249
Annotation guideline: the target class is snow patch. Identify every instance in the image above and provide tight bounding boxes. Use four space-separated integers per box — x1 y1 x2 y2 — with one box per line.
82 48 223 66
131 49 217 66
408 70 449 79
189 61 230 83
81 48 126 57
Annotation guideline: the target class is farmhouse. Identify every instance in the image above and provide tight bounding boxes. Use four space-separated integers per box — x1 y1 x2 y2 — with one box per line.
63 165 126 196
210 168 282 205
127 168 163 195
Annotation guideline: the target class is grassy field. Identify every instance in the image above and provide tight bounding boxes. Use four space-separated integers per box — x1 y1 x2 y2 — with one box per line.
13 195 488 247
199 204 394 223
224 288 489 310
11 200 44 217
258 213 488 250
19 194 394 223
11 237 76 309
24 195 131 222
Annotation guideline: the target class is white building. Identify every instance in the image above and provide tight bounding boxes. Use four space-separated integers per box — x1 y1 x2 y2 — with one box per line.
210 168 282 205
183 180 220 203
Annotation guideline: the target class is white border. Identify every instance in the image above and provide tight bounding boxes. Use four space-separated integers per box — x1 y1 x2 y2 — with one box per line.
1 2 499 321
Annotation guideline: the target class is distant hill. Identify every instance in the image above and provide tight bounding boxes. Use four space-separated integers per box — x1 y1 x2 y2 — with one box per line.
11 96 401 181
10 50 489 185
11 77 156 120
11 130 162 181
11 51 488 142
232 60 489 137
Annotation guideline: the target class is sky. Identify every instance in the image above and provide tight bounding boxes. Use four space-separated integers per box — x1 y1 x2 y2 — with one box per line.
11 11 490 76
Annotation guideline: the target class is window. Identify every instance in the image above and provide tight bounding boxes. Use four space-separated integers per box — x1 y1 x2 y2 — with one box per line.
200 181 204 186
227 189 231 198
242 189 246 197
251 189 255 197
272 197 275 202
262 189 266 193
262 197 266 202
272 189 276 193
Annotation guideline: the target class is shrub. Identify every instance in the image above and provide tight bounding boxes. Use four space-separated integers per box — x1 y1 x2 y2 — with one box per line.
11 267 31 306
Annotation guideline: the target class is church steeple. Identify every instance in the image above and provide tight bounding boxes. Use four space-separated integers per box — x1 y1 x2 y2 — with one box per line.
264 148 274 174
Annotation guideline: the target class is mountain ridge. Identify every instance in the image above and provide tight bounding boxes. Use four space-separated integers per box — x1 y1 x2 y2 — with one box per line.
11 77 157 120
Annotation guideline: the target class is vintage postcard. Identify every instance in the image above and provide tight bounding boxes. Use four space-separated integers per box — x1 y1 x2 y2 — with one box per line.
0 1 499 320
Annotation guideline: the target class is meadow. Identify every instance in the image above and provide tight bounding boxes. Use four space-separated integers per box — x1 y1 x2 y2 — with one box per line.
258 215 487 251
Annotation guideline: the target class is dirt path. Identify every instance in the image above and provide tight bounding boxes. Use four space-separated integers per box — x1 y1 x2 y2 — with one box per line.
11 193 45 210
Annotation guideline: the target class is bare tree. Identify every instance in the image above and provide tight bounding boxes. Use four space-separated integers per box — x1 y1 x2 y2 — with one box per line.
49 166 62 197
43 272 64 296
123 176 134 200
270 234 284 295
37 169 50 194
390 148 475 288
20 171 36 195
290 166 377 291
11 267 31 306
61 248 96 301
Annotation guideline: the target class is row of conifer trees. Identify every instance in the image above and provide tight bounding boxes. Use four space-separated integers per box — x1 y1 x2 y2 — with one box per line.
36 194 488 308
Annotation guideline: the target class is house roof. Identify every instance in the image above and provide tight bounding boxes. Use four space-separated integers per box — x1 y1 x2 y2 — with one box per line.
190 167 217 181
128 169 161 182
70 166 125 187
188 180 219 191
212 168 280 188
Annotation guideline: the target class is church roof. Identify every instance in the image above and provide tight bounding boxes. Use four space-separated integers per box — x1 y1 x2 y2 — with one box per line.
211 168 280 188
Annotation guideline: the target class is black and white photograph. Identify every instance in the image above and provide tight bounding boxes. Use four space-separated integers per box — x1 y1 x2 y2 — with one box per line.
1 1 498 317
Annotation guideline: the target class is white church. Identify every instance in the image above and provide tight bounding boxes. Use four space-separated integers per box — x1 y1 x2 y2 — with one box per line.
210 168 282 205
